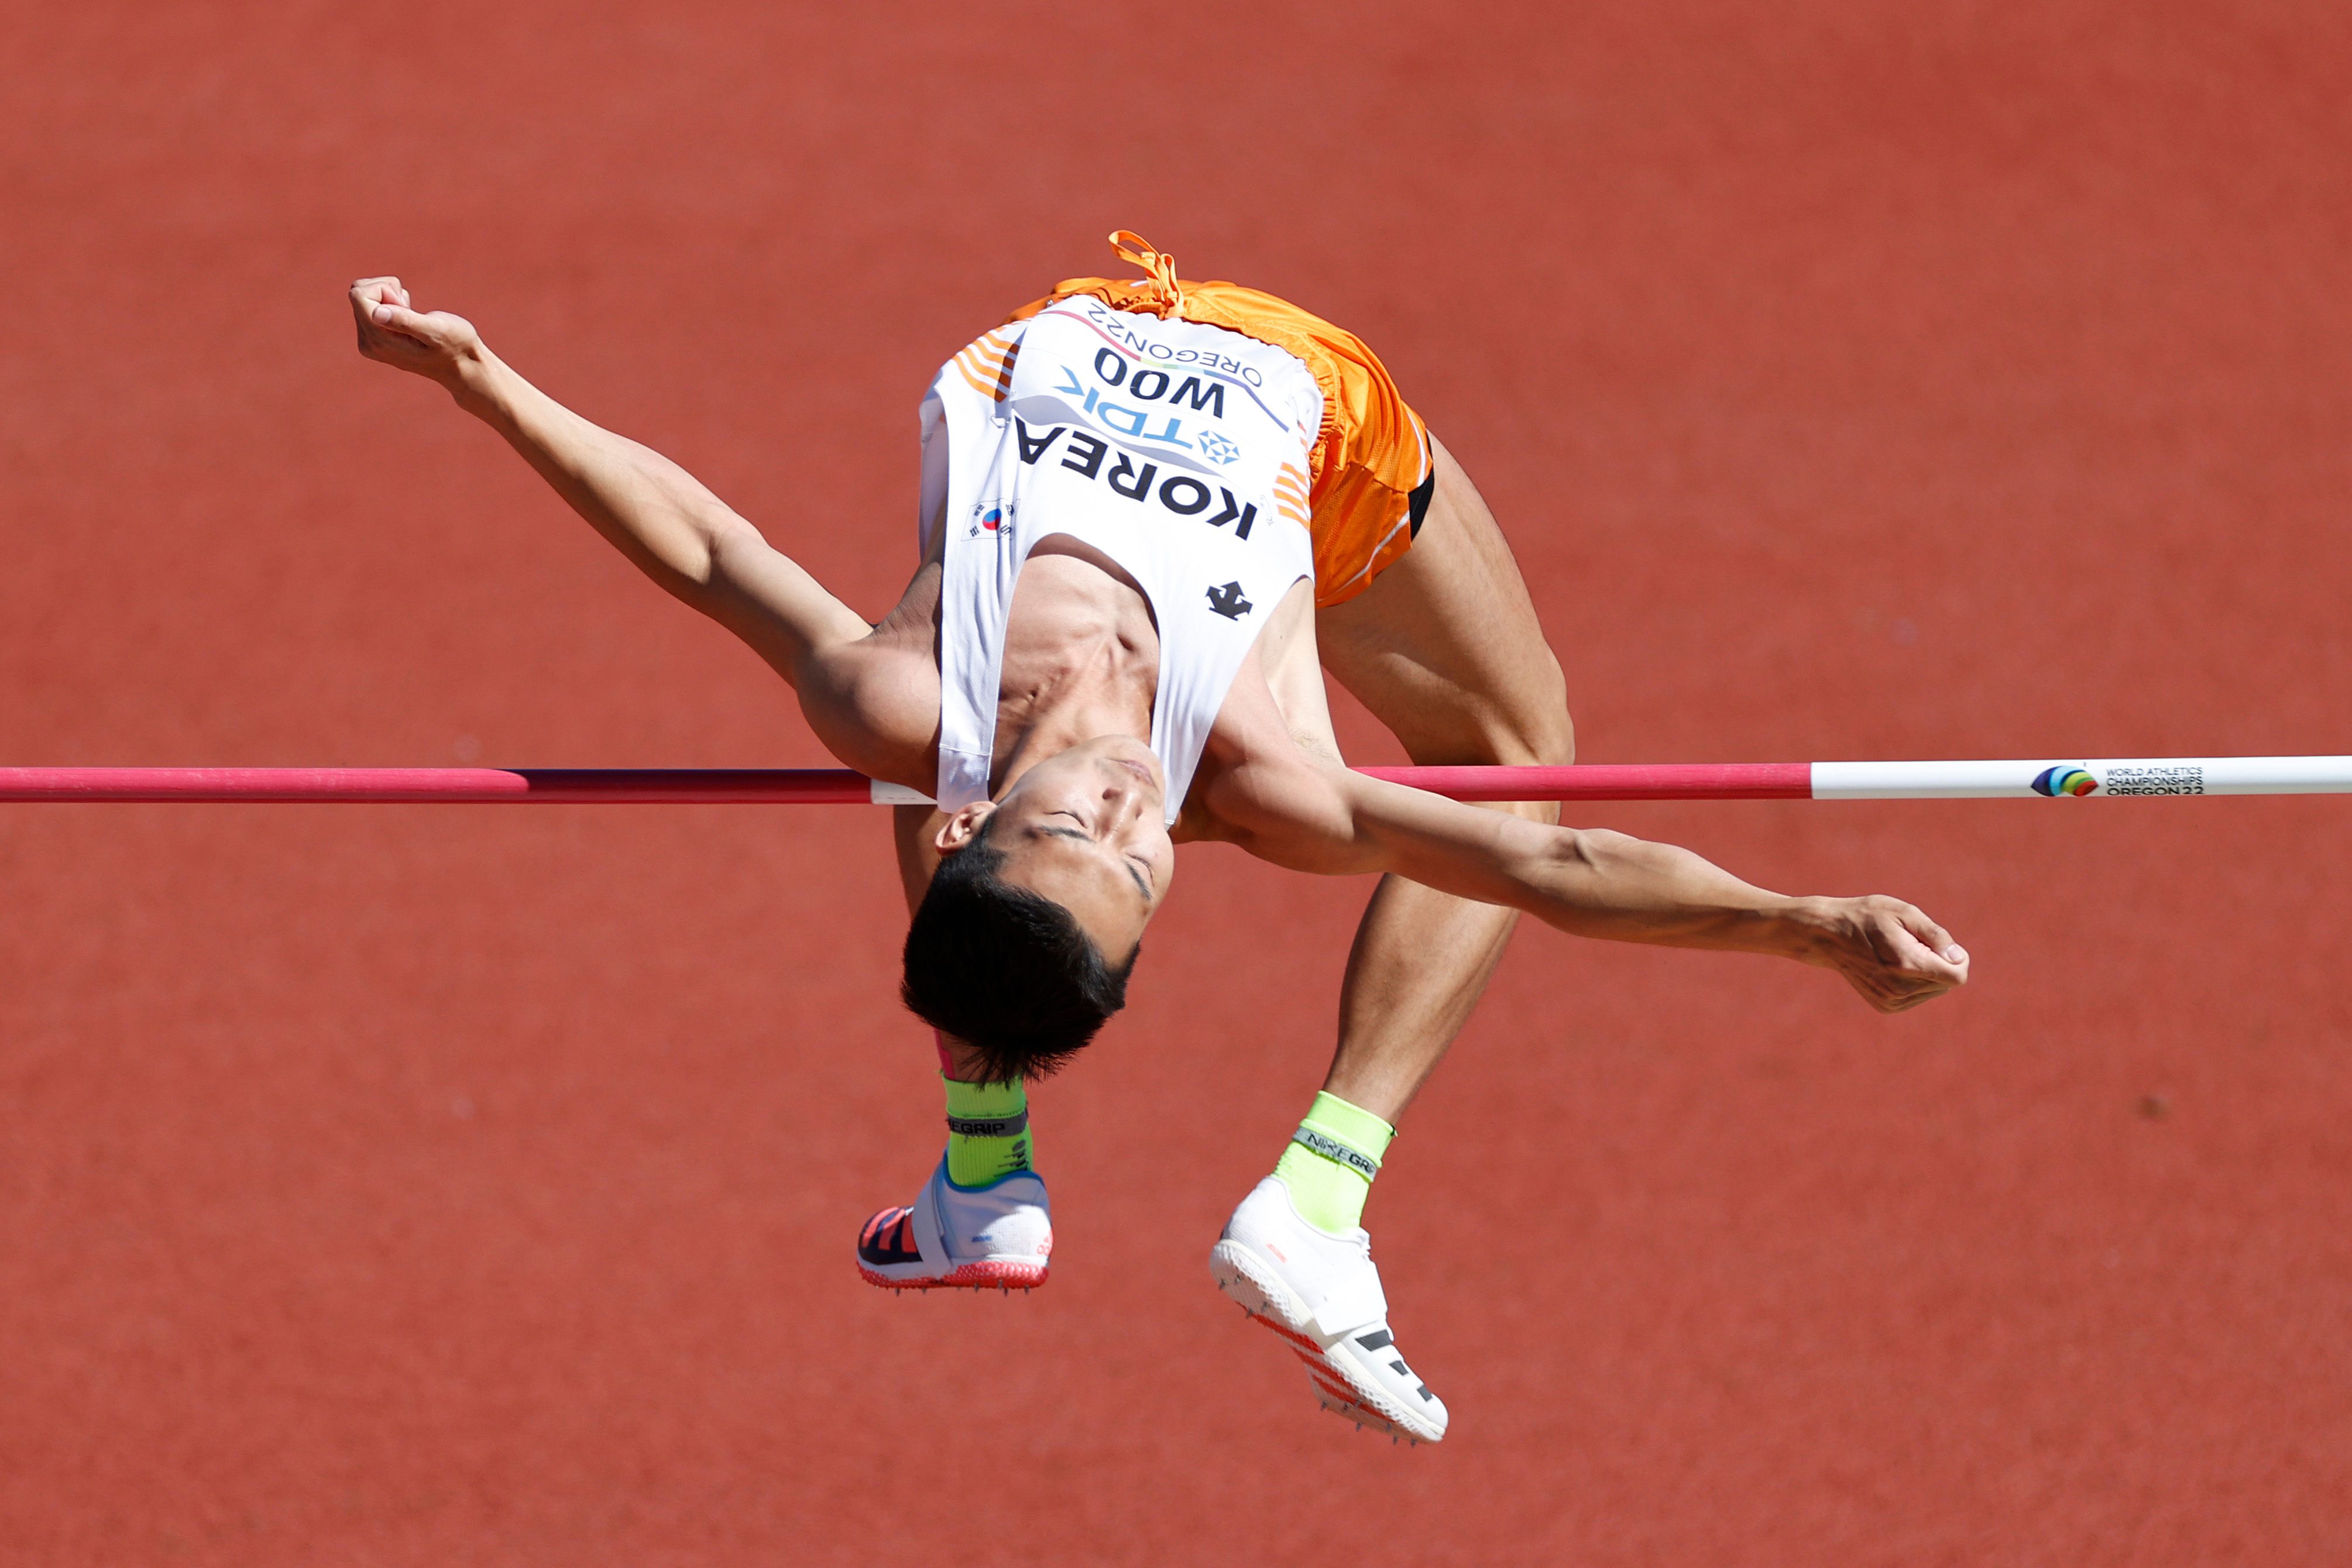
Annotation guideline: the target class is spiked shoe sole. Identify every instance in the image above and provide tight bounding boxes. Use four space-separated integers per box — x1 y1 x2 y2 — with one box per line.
856 1258 1048 1292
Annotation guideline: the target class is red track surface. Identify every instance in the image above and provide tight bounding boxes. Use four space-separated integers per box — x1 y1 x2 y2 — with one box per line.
4 6 2349 1563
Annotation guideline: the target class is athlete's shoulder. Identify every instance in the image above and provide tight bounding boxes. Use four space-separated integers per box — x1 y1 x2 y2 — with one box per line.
795 599 941 796
1189 747 1362 872
1180 664 1351 859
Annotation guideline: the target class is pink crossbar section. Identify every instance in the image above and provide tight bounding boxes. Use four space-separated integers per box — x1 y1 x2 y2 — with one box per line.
0 768 880 804
0 764 1816 805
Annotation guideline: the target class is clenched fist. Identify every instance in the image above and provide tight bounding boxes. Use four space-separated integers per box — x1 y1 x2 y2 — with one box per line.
349 277 485 390
1790 893 1971 1012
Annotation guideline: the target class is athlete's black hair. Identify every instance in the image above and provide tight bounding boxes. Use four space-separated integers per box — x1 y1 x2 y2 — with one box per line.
901 814 1138 1082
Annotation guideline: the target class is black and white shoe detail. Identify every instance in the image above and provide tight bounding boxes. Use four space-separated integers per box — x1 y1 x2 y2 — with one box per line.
1208 1177 1448 1444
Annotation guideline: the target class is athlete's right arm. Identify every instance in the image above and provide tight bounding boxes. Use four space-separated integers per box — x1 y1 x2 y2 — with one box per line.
348 277 873 685
1207 752 1971 1015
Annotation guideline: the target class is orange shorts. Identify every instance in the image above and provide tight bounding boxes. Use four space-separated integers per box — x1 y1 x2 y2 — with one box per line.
1006 236 1434 608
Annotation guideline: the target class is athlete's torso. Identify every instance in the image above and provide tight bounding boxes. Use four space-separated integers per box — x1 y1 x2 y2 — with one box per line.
921 299 1326 821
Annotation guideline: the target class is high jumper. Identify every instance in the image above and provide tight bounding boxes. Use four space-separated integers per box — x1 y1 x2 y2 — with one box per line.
348 233 1969 1443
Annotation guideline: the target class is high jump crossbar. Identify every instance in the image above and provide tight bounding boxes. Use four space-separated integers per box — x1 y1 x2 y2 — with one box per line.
1 757 2347 804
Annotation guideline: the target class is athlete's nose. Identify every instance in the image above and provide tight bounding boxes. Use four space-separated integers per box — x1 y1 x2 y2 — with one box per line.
1099 771 1148 834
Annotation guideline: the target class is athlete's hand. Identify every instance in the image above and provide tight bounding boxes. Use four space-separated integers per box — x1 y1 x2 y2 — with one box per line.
349 277 485 390
1790 895 1969 1013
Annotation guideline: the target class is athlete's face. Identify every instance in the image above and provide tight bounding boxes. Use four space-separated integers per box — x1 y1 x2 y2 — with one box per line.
933 735 1176 961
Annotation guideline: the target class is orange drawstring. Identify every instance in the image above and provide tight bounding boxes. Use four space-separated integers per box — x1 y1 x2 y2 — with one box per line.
1109 230 1186 319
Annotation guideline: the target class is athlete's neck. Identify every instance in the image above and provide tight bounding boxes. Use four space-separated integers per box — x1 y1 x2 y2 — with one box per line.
994 678 1149 793
990 544 1159 796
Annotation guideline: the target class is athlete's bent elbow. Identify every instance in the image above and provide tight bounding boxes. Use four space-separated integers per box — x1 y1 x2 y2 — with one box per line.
1544 824 1612 874
1520 825 1647 924
698 515 771 588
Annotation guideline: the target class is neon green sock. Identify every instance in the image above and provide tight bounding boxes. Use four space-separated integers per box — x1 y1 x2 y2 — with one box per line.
1272 1091 1395 1234
943 1075 1032 1187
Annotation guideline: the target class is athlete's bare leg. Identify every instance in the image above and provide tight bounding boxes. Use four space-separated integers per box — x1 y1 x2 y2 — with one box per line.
1311 436 1574 1123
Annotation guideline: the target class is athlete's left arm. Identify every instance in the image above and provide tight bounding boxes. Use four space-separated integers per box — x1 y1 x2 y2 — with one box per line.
1207 759 1969 1013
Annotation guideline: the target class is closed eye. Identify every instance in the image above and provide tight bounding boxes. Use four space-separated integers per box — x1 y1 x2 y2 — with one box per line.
1038 814 1150 903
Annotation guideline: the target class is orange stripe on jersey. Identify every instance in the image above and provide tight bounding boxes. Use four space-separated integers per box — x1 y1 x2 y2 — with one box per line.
1275 465 1311 525
951 357 1002 399
953 335 1020 402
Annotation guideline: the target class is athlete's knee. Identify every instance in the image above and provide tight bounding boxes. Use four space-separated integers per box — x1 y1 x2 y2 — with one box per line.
1541 706 1576 768
1414 691 1573 770
1532 650 1574 765
1502 649 1575 768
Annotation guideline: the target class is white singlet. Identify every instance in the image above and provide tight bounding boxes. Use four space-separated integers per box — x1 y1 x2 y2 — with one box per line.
920 299 1324 823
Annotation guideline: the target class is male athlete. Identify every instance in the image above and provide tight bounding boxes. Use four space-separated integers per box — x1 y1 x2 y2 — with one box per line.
350 235 1968 1445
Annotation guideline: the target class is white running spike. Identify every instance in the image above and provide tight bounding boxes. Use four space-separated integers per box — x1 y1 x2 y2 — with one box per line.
1210 1177 1450 1445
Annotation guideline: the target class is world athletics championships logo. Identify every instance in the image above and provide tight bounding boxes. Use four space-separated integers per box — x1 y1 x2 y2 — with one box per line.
2032 765 2099 797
